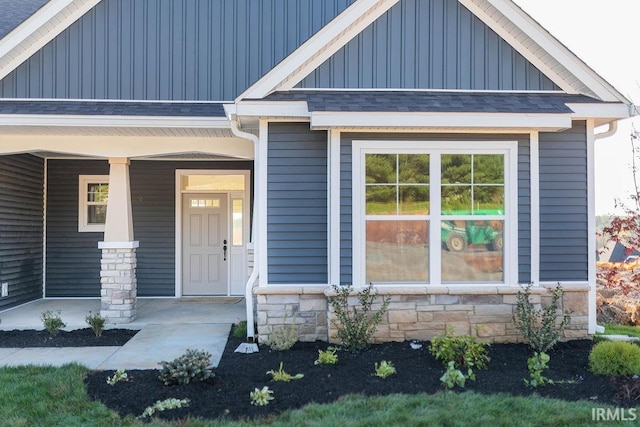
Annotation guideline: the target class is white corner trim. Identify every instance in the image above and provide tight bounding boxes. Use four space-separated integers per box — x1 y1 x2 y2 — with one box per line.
0 0 102 80
0 114 231 128
529 131 540 285
237 0 400 101
460 0 629 104
310 111 572 130
257 120 269 285
586 119 597 335
328 130 341 287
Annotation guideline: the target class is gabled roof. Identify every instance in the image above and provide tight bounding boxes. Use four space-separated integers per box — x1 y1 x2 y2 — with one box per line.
0 0 49 39
240 0 631 106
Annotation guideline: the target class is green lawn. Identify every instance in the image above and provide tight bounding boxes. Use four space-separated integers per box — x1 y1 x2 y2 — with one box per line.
600 324 640 339
0 364 631 427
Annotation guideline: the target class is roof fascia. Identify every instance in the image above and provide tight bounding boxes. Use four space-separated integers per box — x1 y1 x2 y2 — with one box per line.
0 114 231 128
459 0 630 104
309 111 572 131
0 0 101 81
236 0 400 101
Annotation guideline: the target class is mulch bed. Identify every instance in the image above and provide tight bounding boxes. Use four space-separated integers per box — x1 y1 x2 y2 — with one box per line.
83 332 630 423
0 328 138 347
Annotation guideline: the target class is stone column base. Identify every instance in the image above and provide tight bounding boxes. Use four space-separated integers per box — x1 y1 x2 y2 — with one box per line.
99 241 139 324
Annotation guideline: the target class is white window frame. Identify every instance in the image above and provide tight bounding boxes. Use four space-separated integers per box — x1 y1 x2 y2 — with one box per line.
352 140 518 287
78 175 109 232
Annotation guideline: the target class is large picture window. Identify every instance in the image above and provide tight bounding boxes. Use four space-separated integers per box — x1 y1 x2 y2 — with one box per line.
354 141 516 286
78 175 109 232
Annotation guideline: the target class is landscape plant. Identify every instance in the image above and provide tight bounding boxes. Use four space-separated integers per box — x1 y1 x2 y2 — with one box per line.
329 283 390 353
314 347 339 365
40 310 66 337
106 368 128 386
429 328 490 388
158 349 214 385
250 386 274 406
85 311 106 337
373 360 396 379
513 283 571 354
589 340 640 376
268 313 298 351
266 362 304 382
232 320 248 338
139 398 190 419
525 352 553 388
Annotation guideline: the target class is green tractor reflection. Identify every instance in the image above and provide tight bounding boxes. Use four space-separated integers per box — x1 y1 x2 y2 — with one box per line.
441 219 503 252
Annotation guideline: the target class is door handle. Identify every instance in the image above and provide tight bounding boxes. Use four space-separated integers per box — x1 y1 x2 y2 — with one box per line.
223 239 228 261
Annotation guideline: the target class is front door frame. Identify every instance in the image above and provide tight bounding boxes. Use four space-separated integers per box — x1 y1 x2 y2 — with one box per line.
175 169 251 297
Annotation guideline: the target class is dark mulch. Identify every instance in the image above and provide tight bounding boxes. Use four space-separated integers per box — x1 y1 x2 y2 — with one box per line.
84 333 629 423
0 328 138 347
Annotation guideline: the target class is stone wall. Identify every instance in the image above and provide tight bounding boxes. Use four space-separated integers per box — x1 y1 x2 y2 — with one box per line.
255 284 590 344
99 243 138 324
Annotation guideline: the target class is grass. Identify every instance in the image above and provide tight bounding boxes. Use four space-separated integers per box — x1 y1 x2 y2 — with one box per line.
0 364 630 426
600 324 640 339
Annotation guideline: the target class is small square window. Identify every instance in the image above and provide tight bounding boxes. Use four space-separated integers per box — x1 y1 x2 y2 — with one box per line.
78 175 109 232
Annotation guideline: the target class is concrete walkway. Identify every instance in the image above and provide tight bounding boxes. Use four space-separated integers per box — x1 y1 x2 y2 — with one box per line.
0 298 246 369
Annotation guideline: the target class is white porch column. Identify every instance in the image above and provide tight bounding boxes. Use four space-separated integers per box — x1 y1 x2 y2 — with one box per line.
99 157 139 324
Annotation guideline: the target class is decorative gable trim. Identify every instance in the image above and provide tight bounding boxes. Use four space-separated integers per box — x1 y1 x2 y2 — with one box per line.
241 0 630 105
237 0 401 101
0 0 101 81
459 0 629 103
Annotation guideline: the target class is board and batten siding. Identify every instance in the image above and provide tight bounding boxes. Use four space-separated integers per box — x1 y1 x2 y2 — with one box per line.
298 0 558 91
267 123 328 284
339 133 531 285
0 0 354 100
539 121 588 282
0 154 43 309
46 159 252 297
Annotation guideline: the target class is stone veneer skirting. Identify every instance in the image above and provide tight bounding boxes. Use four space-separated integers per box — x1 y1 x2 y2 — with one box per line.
99 241 139 324
255 285 590 344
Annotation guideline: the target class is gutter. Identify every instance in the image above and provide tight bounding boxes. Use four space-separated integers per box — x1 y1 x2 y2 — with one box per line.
594 121 618 140
229 118 260 352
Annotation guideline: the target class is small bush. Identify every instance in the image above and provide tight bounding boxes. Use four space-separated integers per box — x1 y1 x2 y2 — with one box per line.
429 328 490 385
40 310 66 337
85 311 106 337
266 362 304 382
268 314 298 351
329 283 390 353
315 347 338 365
525 352 553 388
374 360 396 379
250 386 274 406
589 341 640 376
106 368 128 386
513 283 571 353
158 349 214 385
140 398 190 419
232 321 248 338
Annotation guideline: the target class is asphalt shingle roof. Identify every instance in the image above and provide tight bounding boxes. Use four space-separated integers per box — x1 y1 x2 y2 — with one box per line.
263 90 607 114
0 100 227 117
0 0 49 39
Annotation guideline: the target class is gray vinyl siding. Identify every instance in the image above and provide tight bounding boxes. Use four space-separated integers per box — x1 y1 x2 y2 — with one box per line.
298 0 558 91
267 123 328 284
46 159 252 297
0 0 354 100
46 160 108 297
539 121 588 282
339 133 531 285
0 154 43 309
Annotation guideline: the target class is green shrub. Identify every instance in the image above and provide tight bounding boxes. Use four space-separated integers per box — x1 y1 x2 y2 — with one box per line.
140 398 190 419
329 283 390 353
525 352 553 388
315 347 338 365
589 341 640 376
268 314 298 351
266 362 304 382
158 349 214 385
40 310 66 337
85 311 106 337
513 283 571 353
232 321 248 338
374 360 396 379
429 328 490 386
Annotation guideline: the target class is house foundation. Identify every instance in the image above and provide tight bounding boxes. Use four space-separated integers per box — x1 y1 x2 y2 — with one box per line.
255 285 589 344
99 241 139 323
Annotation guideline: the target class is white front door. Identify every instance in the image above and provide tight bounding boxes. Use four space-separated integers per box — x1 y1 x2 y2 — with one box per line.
182 194 228 295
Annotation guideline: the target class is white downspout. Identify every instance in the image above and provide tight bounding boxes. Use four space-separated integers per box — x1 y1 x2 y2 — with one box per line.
594 121 618 140
229 119 259 344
